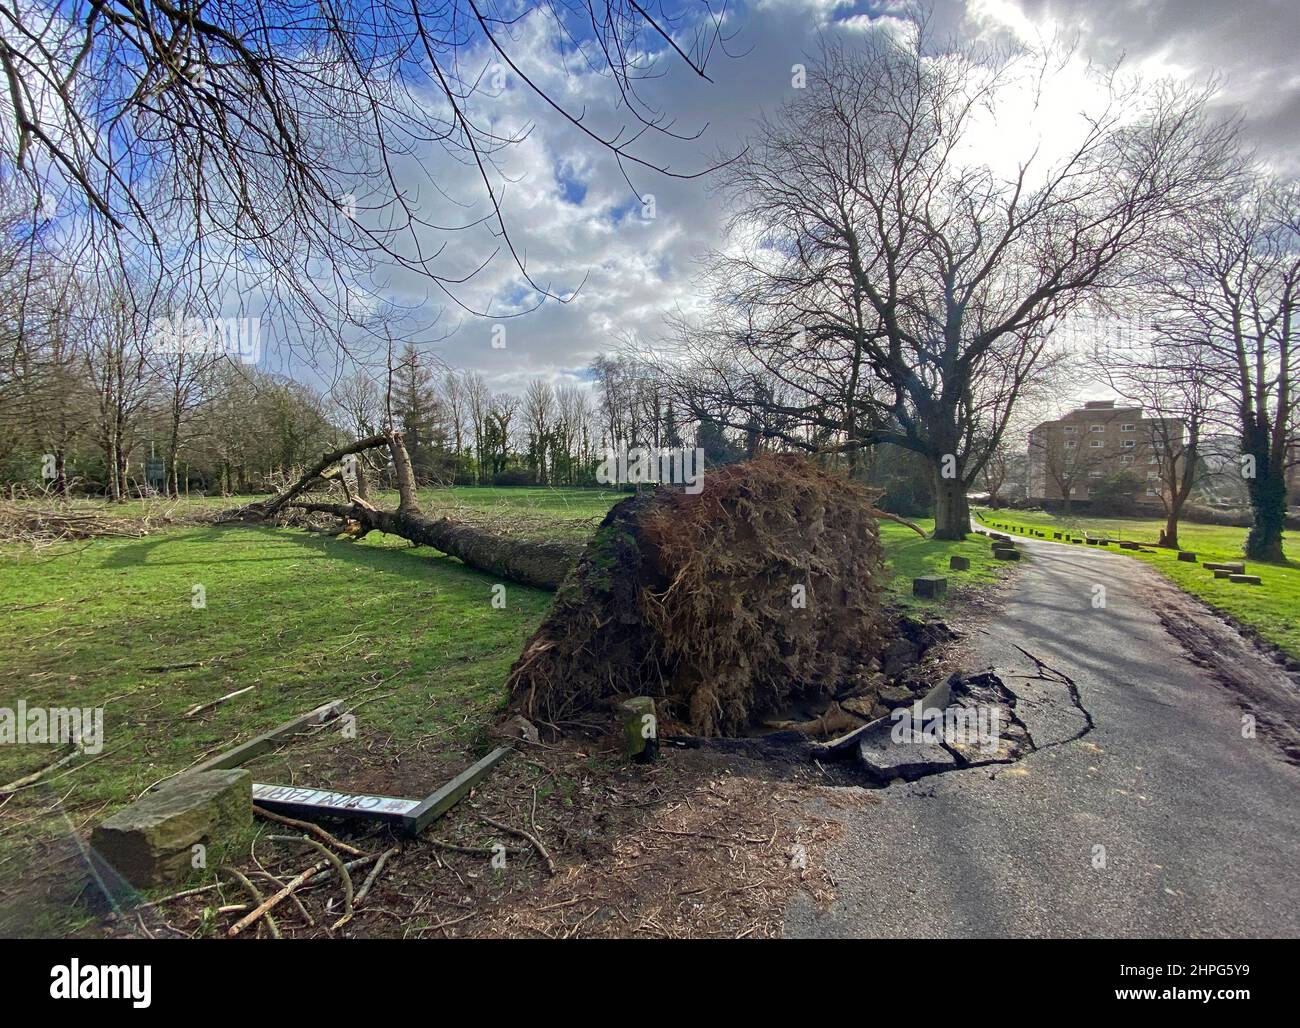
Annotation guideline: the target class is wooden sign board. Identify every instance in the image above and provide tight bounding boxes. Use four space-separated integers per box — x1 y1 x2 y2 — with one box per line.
251 746 514 837
252 783 420 824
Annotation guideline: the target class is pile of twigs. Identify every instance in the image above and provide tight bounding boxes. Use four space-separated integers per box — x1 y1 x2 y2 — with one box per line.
0 499 193 548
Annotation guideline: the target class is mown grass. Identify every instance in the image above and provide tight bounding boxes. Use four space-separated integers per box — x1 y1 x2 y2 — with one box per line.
975 508 1300 658
0 488 1009 933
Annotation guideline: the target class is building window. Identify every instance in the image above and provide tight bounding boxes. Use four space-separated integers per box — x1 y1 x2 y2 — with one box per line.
1089 471 1103 479
1065 440 1077 449
1147 471 1159 480
1063 425 1078 434
1121 424 1136 432
1090 439 1104 448
1146 487 1158 496
1122 439 1135 449
1121 456 1134 465
1149 455 1159 464
1089 424 1105 433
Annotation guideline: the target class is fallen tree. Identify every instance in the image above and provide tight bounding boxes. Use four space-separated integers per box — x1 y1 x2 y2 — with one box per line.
507 454 892 736
225 432 582 590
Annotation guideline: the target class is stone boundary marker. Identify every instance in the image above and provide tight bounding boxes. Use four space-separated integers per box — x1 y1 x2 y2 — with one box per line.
913 575 948 598
91 769 252 889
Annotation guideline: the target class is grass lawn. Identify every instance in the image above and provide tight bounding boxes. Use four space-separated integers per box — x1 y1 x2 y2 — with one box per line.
0 488 1008 933
975 508 1300 658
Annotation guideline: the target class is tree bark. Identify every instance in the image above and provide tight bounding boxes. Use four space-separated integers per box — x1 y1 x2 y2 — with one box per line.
930 462 970 540
291 501 579 590
1244 444 1287 562
1158 513 1180 551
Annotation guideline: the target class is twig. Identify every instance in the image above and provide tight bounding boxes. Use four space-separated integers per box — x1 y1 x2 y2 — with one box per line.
132 882 220 911
295 836 354 931
252 805 368 857
228 862 323 938
424 839 519 857
184 685 254 718
2 744 126 794
354 845 400 906
224 843 380 937
0 746 77 793
222 867 281 939
476 814 556 875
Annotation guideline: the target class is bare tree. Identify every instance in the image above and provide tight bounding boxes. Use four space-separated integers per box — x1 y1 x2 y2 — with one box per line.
1144 176 1299 560
441 371 468 464
464 371 492 484
334 368 384 440
1028 421 1112 514
522 378 556 484
0 2 727 347
1095 329 1224 549
703 21 1239 537
82 284 154 499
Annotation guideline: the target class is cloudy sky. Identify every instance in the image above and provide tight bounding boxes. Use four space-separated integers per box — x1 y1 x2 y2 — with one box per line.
286 0 1300 402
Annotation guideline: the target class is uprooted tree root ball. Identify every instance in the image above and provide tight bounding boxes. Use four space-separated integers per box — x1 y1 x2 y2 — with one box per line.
507 454 888 737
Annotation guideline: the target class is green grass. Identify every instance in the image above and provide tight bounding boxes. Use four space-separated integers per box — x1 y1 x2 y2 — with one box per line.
0 489 1009 933
875 519 1007 611
975 508 1300 658
0 524 553 932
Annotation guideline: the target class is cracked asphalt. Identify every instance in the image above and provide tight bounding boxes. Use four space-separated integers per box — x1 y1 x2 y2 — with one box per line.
784 532 1300 937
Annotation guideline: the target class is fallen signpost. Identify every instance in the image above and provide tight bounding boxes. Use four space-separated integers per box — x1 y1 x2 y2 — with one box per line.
249 746 515 837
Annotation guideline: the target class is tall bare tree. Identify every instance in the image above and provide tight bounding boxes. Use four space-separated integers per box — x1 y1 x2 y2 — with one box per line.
703 21 1239 537
1144 177 1299 560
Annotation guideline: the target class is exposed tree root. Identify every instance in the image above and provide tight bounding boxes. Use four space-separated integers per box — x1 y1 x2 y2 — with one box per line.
508 454 890 736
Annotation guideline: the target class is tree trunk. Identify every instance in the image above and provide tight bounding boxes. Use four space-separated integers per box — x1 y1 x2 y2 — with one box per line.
231 432 582 591
1244 456 1287 562
52 449 67 496
930 463 970 540
1158 512 1180 550
292 501 579 590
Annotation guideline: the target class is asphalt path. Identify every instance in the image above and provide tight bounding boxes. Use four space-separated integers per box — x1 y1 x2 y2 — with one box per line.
785 531 1300 937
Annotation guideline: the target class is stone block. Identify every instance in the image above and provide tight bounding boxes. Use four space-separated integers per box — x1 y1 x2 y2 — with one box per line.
949 555 970 571
1228 574 1262 585
913 575 948 599
619 696 658 762
92 769 252 889
1178 552 1196 561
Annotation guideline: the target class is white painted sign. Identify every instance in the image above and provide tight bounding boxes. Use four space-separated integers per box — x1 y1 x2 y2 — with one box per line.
252 782 420 816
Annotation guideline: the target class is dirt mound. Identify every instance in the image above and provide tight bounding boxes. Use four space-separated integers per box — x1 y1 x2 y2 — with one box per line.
507 454 888 736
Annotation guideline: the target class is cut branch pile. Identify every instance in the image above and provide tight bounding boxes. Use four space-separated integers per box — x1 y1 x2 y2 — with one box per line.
0 499 190 548
223 431 583 590
507 454 889 736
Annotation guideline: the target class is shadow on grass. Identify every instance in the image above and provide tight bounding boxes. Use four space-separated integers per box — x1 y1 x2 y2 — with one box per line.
101 523 559 595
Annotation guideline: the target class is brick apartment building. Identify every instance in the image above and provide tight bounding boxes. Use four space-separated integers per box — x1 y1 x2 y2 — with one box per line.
1026 400 1185 508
